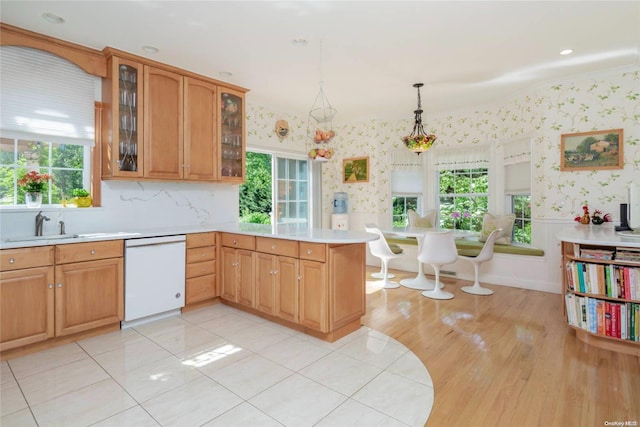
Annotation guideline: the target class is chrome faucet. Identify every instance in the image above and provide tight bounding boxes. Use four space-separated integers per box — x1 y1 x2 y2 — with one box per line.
35 211 50 236
59 220 66 235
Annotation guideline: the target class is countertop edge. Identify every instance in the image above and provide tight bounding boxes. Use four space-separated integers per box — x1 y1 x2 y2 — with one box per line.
1 223 378 249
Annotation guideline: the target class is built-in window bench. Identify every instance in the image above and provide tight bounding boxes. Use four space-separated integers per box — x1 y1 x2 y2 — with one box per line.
385 236 545 257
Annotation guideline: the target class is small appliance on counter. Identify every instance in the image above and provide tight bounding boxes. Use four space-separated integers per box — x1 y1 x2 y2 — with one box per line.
331 192 349 230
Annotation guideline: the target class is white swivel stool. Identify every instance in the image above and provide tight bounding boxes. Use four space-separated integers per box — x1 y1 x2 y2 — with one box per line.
418 230 458 300
365 224 402 289
460 228 501 296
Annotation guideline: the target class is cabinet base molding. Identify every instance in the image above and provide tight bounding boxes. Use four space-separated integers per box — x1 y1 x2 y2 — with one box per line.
303 319 363 343
0 323 120 361
182 297 221 312
573 328 640 357
221 300 362 342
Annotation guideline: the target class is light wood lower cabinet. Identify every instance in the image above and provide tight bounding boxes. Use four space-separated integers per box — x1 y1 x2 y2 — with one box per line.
1 246 55 351
219 234 366 340
54 257 123 336
0 241 123 353
256 253 299 322
220 233 256 307
185 232 217 305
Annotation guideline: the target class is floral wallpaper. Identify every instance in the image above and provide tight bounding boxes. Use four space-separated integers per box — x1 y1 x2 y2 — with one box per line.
247 67 640 223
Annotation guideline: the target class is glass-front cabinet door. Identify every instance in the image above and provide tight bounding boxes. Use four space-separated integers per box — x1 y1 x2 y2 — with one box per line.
218 89 245 182
102 56 144 178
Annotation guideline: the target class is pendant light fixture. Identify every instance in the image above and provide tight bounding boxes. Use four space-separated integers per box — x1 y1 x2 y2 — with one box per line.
307 41 336 162
402 83 437 154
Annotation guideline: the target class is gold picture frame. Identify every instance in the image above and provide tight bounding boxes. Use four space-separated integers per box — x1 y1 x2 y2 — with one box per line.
560 128 623 171
343 156 369 183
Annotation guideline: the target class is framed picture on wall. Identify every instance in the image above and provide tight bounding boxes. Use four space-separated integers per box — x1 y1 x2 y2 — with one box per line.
343 156 369 183
560 128 623 171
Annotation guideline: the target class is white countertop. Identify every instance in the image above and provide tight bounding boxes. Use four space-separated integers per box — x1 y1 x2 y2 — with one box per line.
0 222 377 249
556 224 640 247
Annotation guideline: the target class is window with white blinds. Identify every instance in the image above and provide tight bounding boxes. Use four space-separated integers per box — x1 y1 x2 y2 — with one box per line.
0 46 96 146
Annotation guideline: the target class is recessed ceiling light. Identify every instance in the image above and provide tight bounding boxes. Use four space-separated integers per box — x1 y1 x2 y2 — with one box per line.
560 49 573 55
219 71 233 78
42 13 65 24
142 45 159 53
292 39 308 47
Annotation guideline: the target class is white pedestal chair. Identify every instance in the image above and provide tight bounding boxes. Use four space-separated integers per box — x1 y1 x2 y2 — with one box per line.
371 241 403 279
418 230 458 300
460 228 501 295
365 224 402 289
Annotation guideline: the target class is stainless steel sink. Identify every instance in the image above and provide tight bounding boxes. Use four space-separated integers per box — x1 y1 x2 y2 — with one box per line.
4 234 80 242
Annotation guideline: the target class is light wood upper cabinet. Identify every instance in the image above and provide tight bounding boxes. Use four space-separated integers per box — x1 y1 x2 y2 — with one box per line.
101 49 247 183
101 56 145 178
144 66 184 180
184 77 218 181
218 88 245 182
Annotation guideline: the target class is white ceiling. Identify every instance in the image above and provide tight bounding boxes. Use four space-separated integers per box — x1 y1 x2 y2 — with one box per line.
1 1 639 121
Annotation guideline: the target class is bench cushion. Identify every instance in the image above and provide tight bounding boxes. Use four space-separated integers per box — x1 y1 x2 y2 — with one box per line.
384 235 544 257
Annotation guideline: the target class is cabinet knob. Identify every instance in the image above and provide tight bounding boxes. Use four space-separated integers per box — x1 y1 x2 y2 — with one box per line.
90 249 96 255
175 292 181 299
48 284 54 289
9 257 15 264
57 283 63 288
298 275 303 280
307 249 313 255
271 245 276 250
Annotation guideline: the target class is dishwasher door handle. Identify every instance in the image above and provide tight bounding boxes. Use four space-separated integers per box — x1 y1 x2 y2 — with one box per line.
125 235 186 247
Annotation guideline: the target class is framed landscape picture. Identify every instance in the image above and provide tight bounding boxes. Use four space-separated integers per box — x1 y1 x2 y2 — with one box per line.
560 128 623 171
343 156 369 183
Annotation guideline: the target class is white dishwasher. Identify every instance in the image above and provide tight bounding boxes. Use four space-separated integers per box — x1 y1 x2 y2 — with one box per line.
123 235 186 328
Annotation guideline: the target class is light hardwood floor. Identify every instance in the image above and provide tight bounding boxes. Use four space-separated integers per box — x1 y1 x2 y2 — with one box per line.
361 267 640 427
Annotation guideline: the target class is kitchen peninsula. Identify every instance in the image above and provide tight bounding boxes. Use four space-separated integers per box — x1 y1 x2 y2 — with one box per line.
0 224 377 359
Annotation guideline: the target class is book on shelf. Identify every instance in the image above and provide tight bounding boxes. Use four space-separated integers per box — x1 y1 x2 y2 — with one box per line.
564 295 640 341
580 248 615 260
615 246 640 263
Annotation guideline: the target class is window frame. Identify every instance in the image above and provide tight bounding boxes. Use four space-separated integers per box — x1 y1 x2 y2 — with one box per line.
391 193 422 226
437 167 489 232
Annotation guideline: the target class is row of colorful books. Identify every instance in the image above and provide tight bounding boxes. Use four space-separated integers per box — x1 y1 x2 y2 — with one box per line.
565 260 640 300
616 247 640 263
565 294 640 341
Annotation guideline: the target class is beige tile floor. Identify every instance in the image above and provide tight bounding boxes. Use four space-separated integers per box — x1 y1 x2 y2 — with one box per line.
1 304 433 427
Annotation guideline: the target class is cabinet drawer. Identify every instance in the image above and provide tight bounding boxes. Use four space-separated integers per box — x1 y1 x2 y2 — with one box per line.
186 247 216 264
1 246 54 271
186 232 216 249
220 233 255 250
55 240 123 264
186 260 216 278
299 242 326 262
256 237 298 257
186 274 217 304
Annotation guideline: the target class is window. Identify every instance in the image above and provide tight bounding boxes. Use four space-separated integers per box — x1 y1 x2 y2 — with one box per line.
392 195 420 226
240 151 310 226
390 150 423 226
0 138 88 205
0 46 96 207
504 138 532 243
276 157 308 225
511 194 532 244
438 168 488 231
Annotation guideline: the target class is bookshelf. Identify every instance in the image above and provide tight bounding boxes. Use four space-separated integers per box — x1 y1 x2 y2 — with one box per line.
560 230 640 356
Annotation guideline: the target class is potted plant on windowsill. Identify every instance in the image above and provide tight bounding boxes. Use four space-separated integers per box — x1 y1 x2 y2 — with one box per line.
18 170 52 208
72 188 92 208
